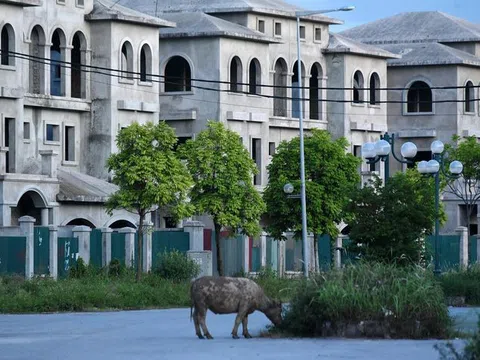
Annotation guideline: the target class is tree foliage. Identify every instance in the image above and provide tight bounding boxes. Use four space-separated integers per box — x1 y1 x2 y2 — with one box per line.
178 121 266 276
345 170 445 266
263 129 361 270
106 121 194 281
444 135 480 236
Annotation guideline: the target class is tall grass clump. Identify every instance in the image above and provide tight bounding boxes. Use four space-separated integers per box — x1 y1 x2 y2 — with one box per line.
438 265 480 306
280 262 452 339
153 250 200 282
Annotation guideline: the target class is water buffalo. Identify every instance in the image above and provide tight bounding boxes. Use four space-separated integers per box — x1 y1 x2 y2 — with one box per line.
190 276 283 339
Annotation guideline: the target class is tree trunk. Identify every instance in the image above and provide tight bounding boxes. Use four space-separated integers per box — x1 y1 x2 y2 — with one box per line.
136 213 144 282
214 223 224 276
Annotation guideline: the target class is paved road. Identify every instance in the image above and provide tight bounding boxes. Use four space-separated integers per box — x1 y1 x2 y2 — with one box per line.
0 307 476 360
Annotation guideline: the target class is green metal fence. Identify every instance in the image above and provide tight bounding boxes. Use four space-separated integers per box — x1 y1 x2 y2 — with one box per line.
0 236 26 276
469 235 478 265
58 236 79 279
90 228 102 268
111 232 126 264
34 226 50 275
425 235 460 271
318 234 332 271
151 230 189 269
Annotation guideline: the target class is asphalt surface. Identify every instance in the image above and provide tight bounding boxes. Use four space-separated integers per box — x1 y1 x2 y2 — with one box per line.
0 307 477 360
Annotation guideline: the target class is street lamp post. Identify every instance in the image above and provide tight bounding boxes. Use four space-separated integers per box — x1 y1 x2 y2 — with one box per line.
417 140 463 276
294 5 355 278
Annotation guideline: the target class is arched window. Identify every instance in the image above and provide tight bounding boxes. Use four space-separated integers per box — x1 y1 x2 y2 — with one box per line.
29 25 46 94
249 58 261 95
229 56 242 92
309 63 323 120
292 60 305 118
369 72 380 105
273 58 288 117
164 56 191 92
1 24 15 66
120 41 133 80
50 29 66 96
140 44 152 82
407 81 432 113
353 70 364 103
71 31 87 98
465 81 475 113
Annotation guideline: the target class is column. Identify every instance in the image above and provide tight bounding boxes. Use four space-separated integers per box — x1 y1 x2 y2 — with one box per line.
73 225 92 264
184 220 205 251
335 235 348 269
101 227 113 267
242 234 250 273
456 226 469 269
19 215 35 279
0 204 11 226
48 225 58 280
41 208 49 226
119 227 135 268
260 232 267 268
63 45 72 98
0 147 7 174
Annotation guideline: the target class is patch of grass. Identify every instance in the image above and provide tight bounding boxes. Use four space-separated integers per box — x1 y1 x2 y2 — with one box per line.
252 267 299 303
277 262 453 339
438 265 480 306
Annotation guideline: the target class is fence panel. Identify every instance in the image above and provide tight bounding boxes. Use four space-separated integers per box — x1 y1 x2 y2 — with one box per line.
0 236 26 276
111 232 126 264
34 226 50 275
57 237 79 279
266 237 278 271
251 246 261 272
151 230 190 269
318 234 332 271
426 235 460 271
469 236 477 265
90 228 102 268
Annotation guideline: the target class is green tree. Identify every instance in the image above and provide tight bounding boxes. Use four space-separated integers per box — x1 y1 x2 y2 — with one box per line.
444 135 480 236
178 121 266 276
106 121 194 281
345 170 444 266
262 129 361 271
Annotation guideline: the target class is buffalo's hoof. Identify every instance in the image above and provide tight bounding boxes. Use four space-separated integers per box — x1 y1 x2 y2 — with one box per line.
244 333 252 339
206 334 214 340
197 334 204 339
232 334 240 339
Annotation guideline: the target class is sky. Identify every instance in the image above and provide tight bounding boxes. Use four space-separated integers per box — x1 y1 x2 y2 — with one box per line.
292 0 480 32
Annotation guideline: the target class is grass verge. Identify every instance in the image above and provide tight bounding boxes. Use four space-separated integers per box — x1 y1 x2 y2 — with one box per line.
438 265 480 306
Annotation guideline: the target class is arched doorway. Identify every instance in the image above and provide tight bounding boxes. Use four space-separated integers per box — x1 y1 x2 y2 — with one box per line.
66 218 95 228
11 190 47 225
109 220 136 229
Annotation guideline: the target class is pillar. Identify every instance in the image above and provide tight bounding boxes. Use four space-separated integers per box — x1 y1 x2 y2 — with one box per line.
19 215 35 279
41 208 49 226
73 225 92 264
119 227 135 268
101 227 113 267
335 235 348 269
39 150 58 178
456 226 469 269
0 146 7 174
48 225 58 280
260 232 267 268
242 234 250 273
183 220 205 251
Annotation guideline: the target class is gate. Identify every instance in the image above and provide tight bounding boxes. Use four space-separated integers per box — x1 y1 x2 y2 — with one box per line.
57 236 79 279
0 236 26 276
111 231 126 264
34 226 50 275
151 230 189 269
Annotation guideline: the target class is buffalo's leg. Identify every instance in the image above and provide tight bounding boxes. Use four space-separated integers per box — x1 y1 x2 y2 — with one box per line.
193 308 204 339
242 315 252 338
231 308 248 339
198 308 213 339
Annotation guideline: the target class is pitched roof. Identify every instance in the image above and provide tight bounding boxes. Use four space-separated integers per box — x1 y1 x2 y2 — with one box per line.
0 0 41 6
115 0 343 25
324 33 400 59
85 0 176 28
380 42 480 67
339 11 480 44
57 168 119 203
158 12 280 43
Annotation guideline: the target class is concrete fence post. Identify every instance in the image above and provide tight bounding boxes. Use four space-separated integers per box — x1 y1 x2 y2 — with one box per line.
19 215 35 279
73 226 92 264
456 226 469 269
183 220 205 251
335 235 348 269
119 227 136 268
48 225 58 280
242 234 250 273
260 232 267 269
101 227 113 267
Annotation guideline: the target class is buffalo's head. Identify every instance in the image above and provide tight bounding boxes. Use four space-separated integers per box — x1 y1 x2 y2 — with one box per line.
264 299 283 327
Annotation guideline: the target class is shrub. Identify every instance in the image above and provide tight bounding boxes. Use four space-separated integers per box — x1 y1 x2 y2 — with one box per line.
435 314 480 359
279 262 452 339
438 265 480 306
153 250 200 282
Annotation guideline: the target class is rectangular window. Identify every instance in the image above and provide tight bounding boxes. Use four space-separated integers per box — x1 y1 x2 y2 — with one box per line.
299 26 306 39
274 22 282 36
257 19 265 33
252 138 262 185
23 122 30 140
64 126 75 161
314 27 322 41
268 142 276 156
46 124 59 142
76 0 84 6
